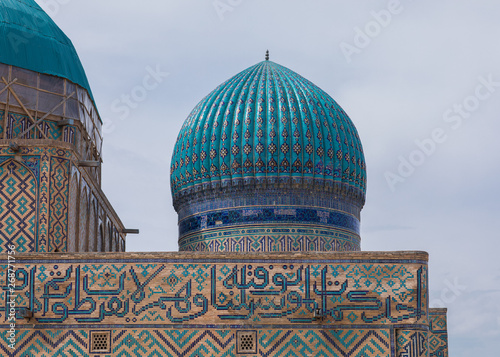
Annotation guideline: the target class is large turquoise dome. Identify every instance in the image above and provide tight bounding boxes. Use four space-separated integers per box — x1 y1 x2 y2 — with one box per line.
171 59 366 253
0 0 92 97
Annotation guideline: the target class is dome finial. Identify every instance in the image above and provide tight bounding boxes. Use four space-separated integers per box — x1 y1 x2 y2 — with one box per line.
265 50 269 61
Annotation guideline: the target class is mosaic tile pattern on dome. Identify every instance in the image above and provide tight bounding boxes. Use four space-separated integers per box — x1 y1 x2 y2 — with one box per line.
171 61 366 202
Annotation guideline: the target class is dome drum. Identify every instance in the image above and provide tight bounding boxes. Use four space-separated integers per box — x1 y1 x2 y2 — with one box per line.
175 185 363 223
177 185 362 252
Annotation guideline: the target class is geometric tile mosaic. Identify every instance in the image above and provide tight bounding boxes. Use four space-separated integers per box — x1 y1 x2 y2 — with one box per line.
47 157 70 253
0 254 428 326
180 226 361 253
396 329 428 357
170 61 367 202
1 328 392 357
0 111 124 254
429 309 448 357
0 160 38 254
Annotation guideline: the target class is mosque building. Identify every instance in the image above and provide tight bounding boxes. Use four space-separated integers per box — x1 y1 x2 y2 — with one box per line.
0 1 448 356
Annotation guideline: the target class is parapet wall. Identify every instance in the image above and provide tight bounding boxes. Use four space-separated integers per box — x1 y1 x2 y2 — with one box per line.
0 251 435 356
429 308 449 357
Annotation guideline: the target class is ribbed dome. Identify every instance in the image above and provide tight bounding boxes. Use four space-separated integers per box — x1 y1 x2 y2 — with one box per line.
171 59 366 253
171 60 366 205
0 0 92 97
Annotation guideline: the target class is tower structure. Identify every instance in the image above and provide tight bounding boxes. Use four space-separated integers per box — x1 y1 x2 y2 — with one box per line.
0 0 126 253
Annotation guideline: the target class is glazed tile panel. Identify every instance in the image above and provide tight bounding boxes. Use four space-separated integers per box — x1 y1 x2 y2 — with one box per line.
396 329 429 357
179 207 360 237
0 111 125 253
0 254 428 326
0 159 38 254
0 328 392 357
0 146 71 254
178 205 362 252
179 225 360 252
429 309 448 357
171 61 366 205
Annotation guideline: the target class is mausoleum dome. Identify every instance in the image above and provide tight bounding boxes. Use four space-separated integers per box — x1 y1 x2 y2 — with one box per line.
0 0 92 96
171 58 366 253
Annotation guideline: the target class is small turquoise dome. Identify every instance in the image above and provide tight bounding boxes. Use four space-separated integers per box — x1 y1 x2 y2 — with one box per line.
171 59 366 253
171 60 366 203
0 0 92 97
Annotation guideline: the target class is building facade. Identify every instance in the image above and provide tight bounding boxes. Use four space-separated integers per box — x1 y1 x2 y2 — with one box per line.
0 1 448 356
0 0 126 253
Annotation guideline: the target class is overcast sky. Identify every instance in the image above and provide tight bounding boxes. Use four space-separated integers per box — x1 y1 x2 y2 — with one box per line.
36 0 500 355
